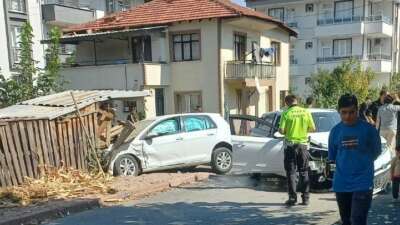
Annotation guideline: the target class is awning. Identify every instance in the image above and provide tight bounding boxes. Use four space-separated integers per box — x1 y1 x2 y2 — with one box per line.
41 26 167 44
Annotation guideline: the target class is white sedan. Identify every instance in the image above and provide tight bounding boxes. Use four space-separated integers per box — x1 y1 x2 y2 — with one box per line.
229 109 392 192
106 113 233 176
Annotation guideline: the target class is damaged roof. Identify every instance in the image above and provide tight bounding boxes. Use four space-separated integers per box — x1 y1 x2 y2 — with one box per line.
0 90 150 120
63 0 297 36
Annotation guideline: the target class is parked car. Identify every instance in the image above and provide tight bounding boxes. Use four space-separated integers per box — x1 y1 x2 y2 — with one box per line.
229 109 392 192
106 113 233 176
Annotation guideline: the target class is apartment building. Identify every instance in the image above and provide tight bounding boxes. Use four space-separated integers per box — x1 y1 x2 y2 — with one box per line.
57 0 296 119
0 0 147 79
247 0 400 96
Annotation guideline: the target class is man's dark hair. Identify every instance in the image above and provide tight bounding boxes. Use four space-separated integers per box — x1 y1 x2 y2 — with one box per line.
338 94 358 110
306 96 314 105
384 95 394 104
285 95 297 105
380 90 388 97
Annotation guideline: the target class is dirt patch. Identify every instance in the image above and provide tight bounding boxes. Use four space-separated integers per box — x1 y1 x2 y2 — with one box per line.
0 171 211 225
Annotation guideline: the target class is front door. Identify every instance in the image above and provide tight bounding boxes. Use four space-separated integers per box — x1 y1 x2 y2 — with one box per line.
155 88 165 116
143 117 185 168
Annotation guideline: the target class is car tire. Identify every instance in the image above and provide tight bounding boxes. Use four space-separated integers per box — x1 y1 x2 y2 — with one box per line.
113 154 140 177
211 147 233 174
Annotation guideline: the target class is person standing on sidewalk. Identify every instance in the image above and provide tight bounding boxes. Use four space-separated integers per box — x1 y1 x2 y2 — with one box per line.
368 90 388 123
329 94 382 225
391 148 400 201
376 94 400 156
279 94 315 206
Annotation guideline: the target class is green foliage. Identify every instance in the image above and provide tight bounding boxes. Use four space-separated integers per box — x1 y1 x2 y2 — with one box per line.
389 72 400 94
0 23 64 108
308 59 376 108
37 26 64 95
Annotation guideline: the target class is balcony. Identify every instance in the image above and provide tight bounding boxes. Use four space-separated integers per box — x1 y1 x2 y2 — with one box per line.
61 62 170 91
365 53 392 73
42 0 95 27
225 61 276 86
316 55 362 63
315 15 393 38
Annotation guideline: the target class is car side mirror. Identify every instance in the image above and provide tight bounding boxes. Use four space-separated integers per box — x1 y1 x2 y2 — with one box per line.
144 134 157 140
273 131 285 139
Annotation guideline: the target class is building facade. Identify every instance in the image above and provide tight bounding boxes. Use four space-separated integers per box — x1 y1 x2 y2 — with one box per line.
247 0 400 97
0 0 147 79
58 0 295 119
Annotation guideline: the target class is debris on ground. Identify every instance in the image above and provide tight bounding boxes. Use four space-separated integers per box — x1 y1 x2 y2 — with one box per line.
0 167 114 208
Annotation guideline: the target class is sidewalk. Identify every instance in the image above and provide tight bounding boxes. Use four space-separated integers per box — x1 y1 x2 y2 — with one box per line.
368 193 399 225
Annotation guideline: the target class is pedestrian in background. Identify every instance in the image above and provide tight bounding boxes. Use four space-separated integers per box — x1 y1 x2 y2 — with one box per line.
329 94 381 225
305 96 315 108
359 102 374 124
376 94 400 156
368 90 388 123
391 148 400 201
279 95 315 206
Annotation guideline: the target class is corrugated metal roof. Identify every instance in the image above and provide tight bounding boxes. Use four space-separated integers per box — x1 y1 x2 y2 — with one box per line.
0 90 150 120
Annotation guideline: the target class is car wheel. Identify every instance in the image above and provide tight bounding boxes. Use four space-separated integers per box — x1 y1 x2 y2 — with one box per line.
113 154 140 176
211 147 233 174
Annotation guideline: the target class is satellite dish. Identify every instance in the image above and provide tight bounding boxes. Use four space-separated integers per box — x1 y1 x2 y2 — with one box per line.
260 48 275 58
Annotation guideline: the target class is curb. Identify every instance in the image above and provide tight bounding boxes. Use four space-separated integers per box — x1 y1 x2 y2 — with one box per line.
0 199 101 225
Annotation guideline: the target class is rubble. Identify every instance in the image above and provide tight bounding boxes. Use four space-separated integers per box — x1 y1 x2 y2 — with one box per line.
0 167 114 208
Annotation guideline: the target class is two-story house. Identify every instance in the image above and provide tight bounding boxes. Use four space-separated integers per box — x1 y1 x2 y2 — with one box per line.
56 0 296 119
0 0 149 79
247 0 400 96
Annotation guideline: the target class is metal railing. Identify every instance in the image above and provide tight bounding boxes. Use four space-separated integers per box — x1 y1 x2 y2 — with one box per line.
316 55 362 63
367 53 392 60
225 61 276 80
317 15 392 26
43 0 91 10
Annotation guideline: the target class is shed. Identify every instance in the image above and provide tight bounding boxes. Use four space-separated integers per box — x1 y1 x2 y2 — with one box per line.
0 90 150 187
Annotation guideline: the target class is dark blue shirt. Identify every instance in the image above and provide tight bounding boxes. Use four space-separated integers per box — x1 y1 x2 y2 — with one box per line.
328 120 381 192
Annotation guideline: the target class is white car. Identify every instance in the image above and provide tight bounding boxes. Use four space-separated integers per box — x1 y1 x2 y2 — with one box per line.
106 113 233 176
229 109 392 192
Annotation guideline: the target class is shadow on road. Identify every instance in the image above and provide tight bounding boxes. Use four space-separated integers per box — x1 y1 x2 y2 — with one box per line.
47 201 338 225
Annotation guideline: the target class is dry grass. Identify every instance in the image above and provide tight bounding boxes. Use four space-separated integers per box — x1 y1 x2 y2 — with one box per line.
0 167 115 208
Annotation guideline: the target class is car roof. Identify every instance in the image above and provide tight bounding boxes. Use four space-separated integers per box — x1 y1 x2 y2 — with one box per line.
146 113 221 121
263 108 337 117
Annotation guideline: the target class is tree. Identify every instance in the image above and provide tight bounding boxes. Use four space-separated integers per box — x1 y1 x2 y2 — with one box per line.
308 59 376 108
15 22 37 101
388 72 400 94
37 26 64 95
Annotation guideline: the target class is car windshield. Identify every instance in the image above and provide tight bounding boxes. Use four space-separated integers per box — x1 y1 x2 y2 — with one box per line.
311 112 341 132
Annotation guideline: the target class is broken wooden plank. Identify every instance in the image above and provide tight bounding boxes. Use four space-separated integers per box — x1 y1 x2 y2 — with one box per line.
5 124 23 184
33 121 45 176
38 120 50 166
18 121 34 178
26 121 39 178
0 126 18 185
49 121 60 168
67 120 77 169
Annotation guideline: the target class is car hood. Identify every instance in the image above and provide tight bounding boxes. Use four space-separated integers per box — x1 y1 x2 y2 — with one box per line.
309 132 329 149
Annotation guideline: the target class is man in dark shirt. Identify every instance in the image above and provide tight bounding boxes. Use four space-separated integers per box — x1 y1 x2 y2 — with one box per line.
367 90 388 123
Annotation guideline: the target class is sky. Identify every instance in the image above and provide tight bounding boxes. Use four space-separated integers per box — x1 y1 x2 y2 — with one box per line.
232 0 246 6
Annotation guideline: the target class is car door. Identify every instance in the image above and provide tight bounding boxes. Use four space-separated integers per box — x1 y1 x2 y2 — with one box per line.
180 115 218 163
142 117 185 168
229 115 285 176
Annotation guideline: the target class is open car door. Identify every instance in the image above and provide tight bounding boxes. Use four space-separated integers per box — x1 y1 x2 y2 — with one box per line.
229 115 285 176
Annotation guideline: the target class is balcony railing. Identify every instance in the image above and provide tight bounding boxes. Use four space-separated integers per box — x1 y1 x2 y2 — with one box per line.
367 53 392 60
62 58 165 67
317 15 392 26
316 55 362 63
225 61 276 80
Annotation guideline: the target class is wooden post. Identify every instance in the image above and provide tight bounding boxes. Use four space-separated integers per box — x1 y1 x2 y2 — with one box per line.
70 92 103 175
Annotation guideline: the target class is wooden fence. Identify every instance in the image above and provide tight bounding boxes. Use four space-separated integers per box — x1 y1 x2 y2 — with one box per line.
0 113 97 187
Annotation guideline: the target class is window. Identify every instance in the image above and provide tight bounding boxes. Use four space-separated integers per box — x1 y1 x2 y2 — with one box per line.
175 92 202 113
290 44 296 64
123 100 137 112
305 42 313 49
155 88 165 116
268 8 284 22
305 3 314 13
172 32 200 62
234 33 246 61
333 39 352 57
10 25 22 65
183 116 216 132
132 35 152 62
148 118 180 137
106 0 132 13
334 0 353 20
271 41 281 66
9 0 26 13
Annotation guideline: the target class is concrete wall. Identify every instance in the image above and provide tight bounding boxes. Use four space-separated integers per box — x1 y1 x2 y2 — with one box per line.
0 0 10 77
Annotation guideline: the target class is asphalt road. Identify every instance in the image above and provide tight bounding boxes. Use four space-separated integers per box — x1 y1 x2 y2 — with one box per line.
45 174 341 225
